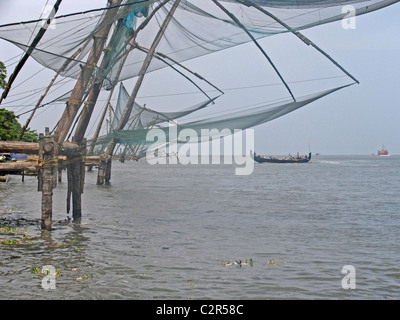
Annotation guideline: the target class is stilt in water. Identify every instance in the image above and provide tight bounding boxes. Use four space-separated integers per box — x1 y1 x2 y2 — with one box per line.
99 0 182 185
65 138 86 222
38 128 58 230
96 155 109 185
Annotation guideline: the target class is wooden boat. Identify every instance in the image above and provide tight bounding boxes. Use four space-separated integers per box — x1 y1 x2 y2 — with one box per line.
253 152 312 163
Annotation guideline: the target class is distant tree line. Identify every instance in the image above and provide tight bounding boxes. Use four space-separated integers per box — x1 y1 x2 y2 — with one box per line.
0 61 38 142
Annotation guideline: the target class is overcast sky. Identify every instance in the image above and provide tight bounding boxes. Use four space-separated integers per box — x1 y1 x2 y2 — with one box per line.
1 0 399 155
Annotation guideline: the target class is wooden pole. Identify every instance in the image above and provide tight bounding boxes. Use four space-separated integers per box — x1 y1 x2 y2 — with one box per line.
237 0 359 84
0 141 39 154
86 0 171 179
18 39 92 140
0 0 63 104
72 18 129 146
134 43 221 100
54 0 123 145
0 162 38 174
38 128 57 230
86 0 171 156
69 138 86 222
47 0 122 225
108 0 181 136
96 155 108 185
101 0 181 185
87 87 115 157
211 0 296 102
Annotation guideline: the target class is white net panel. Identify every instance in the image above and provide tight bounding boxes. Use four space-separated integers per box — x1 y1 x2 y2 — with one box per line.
1 0 398 88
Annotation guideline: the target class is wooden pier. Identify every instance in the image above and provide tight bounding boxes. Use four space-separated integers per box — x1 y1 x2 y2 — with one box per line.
0 0 180 230
0 134 101 229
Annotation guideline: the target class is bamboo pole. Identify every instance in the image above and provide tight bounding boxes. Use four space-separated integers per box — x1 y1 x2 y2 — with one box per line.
54 0 123 145
0 0 63 104
101 0 181 185
134 43 223 99
87 0 171 155
211 0 296 101
50 0 122 223
87 87 115 157
19 39 92 140
72 17 128 145
69 1 165 180
237 0 359 84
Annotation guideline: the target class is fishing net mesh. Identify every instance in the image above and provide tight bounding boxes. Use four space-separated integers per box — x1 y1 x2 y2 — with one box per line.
1 0 398 154
1 0 397 88
91 82 352 155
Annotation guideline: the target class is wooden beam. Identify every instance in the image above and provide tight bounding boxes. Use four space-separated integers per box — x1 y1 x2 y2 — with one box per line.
0 141 39 154
59 141 80 156
0 162 38 174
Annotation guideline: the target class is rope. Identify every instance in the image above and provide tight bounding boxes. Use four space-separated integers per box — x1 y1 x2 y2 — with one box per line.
37 155 94 166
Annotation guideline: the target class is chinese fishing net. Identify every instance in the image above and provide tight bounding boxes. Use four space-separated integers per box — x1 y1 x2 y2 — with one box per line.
1 0 398 88
1 0 398 151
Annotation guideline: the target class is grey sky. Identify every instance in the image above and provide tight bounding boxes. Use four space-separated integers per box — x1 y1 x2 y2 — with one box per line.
0 0 399 155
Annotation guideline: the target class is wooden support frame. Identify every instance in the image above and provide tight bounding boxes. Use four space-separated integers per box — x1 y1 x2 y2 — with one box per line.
100 0 181 185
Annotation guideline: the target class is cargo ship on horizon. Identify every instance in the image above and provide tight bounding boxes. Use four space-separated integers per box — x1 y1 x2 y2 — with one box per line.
378 145 389 156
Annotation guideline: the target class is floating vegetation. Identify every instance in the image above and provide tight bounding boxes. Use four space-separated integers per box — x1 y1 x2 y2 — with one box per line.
0 226 34 245
0 234 36 245
76 274 93 281
222 259 254 268
1 239 19 245
44 268 61 277
267 260 279 267
69 246 84 251
221 257 289 268
266 258 288 267
0 226 19 232
241 259 254 266
185 282 197 287
30 266 61 277
30 267 40 274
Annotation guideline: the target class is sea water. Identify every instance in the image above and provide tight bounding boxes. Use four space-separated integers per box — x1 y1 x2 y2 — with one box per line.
0 155 399 299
